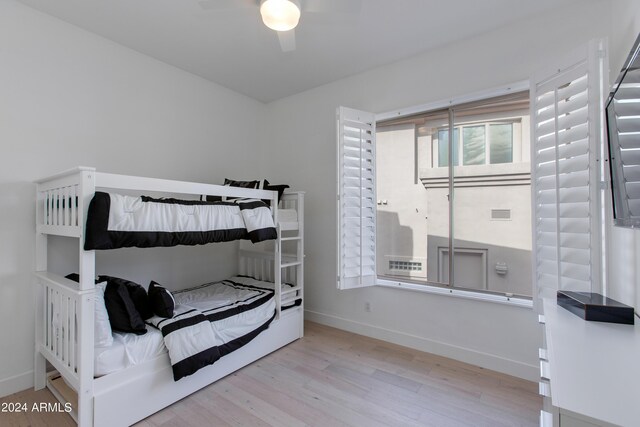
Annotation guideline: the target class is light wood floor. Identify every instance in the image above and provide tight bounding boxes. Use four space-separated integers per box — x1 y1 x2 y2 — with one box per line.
1 321 541 426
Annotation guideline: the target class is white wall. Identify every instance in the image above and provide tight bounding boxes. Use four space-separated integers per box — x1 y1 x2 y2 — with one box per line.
0 1 266 396
263 1 611 380
606 0 640 310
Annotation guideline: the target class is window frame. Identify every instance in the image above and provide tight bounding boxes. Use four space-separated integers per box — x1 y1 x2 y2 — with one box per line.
432 118 522 168
352 46 607 308
371 81 534 306
376 277 532 307
338 80 533 309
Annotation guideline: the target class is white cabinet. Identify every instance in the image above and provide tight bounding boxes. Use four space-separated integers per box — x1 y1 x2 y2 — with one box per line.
539 299 639 427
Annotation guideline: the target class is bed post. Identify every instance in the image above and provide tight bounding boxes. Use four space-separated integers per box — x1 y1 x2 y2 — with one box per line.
77 170 96 427
273 192 281 320
78 170 96 291
297 192 304 337
34 186 47 391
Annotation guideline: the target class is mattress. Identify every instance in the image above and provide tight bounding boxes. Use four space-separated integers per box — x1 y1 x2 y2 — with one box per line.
178 275 299 308
171 277 277 348
84 192 277 250
94 326 165 377
94 276 299 378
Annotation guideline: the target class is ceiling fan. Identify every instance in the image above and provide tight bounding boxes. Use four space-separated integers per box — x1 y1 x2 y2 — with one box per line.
198 0 362 52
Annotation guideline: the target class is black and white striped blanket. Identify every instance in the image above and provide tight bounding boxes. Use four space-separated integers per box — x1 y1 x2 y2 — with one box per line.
146 277 278 381
84 192 277 250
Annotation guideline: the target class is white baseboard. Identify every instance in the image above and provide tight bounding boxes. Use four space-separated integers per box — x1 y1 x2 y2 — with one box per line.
0 370 34 398
305 310 538 382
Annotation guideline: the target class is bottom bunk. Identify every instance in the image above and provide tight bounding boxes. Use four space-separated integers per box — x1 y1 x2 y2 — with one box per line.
35 267 303 426
52 307 302 427
90 276 300 378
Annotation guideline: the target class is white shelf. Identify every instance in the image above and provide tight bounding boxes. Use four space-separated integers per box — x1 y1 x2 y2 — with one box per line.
542 298 640 427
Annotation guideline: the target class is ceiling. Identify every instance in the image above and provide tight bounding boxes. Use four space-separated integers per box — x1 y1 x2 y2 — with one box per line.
19 0 587 103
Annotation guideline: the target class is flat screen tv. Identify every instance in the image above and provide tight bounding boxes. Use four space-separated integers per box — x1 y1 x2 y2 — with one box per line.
606 32 640 228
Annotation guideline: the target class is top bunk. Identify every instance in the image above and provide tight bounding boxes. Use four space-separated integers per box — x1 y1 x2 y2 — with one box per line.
35 167 303 246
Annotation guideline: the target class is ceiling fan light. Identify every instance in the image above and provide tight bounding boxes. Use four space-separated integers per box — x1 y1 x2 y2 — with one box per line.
260 0 300 32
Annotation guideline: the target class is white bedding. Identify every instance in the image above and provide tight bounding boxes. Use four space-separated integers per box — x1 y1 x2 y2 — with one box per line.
94 326 165 377
94 276 297 378
172 277 276 346
84 192 277 250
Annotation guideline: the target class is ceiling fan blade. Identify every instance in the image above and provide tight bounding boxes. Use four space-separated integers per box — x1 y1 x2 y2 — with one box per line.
277 30 296 52
198 0 256 11
303 0 361 14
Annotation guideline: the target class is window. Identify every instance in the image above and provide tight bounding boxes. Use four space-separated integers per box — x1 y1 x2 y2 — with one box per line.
438 128 459 166
434 121 517 167
490 123 513 164
337 42 606 302
373 91 532 298
462 126 485 165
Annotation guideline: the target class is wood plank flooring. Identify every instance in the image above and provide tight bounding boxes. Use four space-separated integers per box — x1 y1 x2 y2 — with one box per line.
0 321 541 426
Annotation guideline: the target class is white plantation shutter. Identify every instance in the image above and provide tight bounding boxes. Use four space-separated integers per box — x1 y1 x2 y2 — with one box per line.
532 40 606 296
337 107 377 289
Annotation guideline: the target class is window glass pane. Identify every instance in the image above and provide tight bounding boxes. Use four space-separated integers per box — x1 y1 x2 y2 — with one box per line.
489 124 513 164
375 91 530 297
462 126 486 165
438 128 459 166
454 116 530 297
427 124 452 286
376 124 447 284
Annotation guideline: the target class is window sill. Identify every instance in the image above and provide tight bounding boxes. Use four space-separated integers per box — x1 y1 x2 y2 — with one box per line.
376 278 533 308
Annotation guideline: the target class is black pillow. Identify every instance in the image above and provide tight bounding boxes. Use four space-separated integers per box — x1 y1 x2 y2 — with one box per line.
148 281 175 318
98 275 153 320
205 179 260 202
262 180 290 205
100 277 147 335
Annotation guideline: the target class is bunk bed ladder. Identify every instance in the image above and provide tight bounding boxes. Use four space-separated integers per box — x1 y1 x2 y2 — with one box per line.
278 192 304 334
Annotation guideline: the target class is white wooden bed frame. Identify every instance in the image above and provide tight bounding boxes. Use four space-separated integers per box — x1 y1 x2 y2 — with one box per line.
33 167 304 427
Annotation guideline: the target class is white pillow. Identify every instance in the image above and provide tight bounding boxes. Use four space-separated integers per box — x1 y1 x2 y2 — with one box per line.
95 281 113 347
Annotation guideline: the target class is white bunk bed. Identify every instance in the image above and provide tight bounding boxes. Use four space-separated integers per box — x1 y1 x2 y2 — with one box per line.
33 167 304 427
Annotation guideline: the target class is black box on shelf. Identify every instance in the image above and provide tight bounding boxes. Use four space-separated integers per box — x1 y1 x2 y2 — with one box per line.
557 291 635 325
